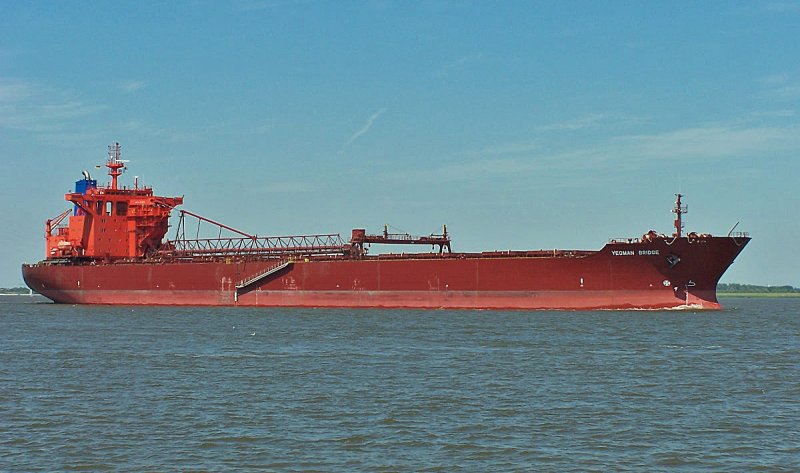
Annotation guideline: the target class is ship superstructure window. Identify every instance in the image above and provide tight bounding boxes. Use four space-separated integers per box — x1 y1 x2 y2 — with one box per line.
96 201 103 215
106 201 113 216
116 201 128 216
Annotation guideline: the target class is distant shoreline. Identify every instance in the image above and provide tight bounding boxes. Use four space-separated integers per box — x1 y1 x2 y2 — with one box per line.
717 283 800 297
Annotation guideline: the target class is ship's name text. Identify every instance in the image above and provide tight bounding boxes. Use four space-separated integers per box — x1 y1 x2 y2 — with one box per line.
612 249 660 256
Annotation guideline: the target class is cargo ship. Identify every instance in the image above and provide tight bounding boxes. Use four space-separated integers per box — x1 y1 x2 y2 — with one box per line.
22 143 750 309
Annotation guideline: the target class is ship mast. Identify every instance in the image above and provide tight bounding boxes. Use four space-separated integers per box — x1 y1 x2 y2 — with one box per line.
672 193 687 237
106 142 125 190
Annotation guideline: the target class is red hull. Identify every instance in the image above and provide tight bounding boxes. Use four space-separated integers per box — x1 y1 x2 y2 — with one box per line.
22 235 749 310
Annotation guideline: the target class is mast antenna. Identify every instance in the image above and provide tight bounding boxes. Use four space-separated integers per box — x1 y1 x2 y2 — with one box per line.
106 142 125 190
672 193 687 237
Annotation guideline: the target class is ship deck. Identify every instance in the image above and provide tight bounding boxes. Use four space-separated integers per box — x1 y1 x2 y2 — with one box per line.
26 248 600 267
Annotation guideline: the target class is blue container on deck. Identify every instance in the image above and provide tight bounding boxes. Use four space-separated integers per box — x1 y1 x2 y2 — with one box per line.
75 179 97 195
74 179 97 215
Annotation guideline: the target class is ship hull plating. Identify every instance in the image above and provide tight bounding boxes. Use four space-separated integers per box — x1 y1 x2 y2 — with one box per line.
23 236 749 310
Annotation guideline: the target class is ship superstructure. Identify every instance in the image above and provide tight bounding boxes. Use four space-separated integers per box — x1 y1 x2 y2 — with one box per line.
46 143 183 261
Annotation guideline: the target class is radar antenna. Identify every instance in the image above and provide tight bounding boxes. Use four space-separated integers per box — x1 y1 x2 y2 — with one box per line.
106 142 125 190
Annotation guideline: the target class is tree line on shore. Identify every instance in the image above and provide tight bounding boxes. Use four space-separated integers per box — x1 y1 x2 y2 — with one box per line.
717 283 799 294
0 287 31 294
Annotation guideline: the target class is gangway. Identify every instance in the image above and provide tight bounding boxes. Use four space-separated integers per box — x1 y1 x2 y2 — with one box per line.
235 259 294 300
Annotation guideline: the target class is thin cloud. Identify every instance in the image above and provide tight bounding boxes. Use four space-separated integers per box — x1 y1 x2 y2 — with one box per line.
237 0 314 11
249 180 317 194
118 80 147 93
340 108 387 152
0 77 107 135
731 2 800 15
613 123 800 159
538 113 610 131
0 78 38 101
373 121 800 185
467 141 540 157
437 53 484 77
765 2 800 13
111 118 274 142
538 113 647 132
760 74 789 86
393 157 545 183
0 47 19 59
751 109 796 118
758 74 800 99
235 122 274 136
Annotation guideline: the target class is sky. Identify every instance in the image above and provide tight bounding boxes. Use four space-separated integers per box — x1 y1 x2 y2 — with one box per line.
1 1 799 287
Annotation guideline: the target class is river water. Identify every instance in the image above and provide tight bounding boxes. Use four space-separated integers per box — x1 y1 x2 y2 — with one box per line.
1 296 798 471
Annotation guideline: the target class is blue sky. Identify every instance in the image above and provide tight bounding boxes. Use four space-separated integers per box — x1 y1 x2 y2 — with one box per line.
1 1 799 287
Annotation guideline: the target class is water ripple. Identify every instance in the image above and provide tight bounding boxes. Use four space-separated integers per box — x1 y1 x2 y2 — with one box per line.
1 298 798 471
